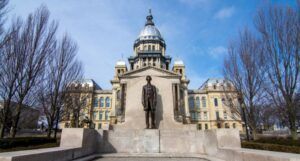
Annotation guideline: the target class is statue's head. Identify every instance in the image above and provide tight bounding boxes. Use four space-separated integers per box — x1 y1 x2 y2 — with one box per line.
146 75 152 83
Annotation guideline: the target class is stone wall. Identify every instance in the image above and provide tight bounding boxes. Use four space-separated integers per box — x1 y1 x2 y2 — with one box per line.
1 128 300 161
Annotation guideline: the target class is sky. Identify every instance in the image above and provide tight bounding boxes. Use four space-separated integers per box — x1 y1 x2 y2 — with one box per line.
7 0 297 89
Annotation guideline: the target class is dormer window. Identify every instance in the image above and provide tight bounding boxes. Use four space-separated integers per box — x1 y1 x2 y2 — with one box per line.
213 85 217 89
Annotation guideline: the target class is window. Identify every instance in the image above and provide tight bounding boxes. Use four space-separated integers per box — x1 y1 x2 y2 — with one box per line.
233 123 236 128
222 98 226 104
99 112 103 120
189 97 194 110
193 112 198 120
217 123 221 128
143 63 146 67
105 97 110 107
201 97 206 108
214 98 218 107
148 45 151 50
198 124 202 130
195 97 200 110
204 112 208 120
225 123 230 128
152 45 155 50
105 111 110 120
100 97 104 107
216 111 220 120
98 123 102 129
224 112 227 120
197 112 201 120
213 85 217 89
93 97 98 107
93 111 97 120
205 124 208 129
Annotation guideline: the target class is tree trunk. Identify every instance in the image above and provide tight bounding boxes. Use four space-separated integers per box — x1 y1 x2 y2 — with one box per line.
10 101 23 138
252 128 258 140
47 122 52 138
54 109 60 139
0 102 8 138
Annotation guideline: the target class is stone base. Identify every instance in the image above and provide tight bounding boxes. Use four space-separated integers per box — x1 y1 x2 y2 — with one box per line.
97 128 241 154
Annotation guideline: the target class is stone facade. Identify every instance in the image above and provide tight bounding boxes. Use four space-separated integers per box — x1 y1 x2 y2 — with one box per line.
60 11 243 132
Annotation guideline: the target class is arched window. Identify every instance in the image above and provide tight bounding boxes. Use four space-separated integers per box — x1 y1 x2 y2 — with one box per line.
100 97 104 107
201 97 206 108
225 123 230 128
105 97 110 107
148 45 151 51
93 97 98 107
99 111 103 120
188 97 194 110
195 97 200 109
152 45 155 51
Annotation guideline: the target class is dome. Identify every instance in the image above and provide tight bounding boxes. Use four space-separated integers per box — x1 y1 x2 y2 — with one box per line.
135 10 164 43
116 60 126 66
174 59 184 66
138 25 162 40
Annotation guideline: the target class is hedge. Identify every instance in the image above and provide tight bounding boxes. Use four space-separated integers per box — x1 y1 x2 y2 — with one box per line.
0 137 57 149
242 141 300 154
253 137 300 147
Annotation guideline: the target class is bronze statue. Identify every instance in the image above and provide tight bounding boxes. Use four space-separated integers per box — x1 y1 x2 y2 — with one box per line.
142 75 157 129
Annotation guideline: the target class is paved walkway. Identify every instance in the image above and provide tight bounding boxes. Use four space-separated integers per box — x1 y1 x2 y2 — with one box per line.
73 153 224 161
93 158 208 161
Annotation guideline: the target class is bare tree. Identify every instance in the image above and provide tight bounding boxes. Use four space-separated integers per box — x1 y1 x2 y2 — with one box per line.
64 87 90 128
9 6 57 138
223 29 266 140
37 35 83 138
255 4 300 140
0 19 22 138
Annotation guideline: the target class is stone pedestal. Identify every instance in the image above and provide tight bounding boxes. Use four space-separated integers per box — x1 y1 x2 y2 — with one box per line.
116 67 195 130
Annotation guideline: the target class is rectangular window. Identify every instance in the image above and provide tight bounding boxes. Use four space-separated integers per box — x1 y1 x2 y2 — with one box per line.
99 112 103 121
93 111 97 120
204 112 208 120
198 124 202 130
214 98 218 107
205 124 208 129
197 112 201 120
224 112 227 120
216 111 220 120
98 123 102 129
105 111 110 120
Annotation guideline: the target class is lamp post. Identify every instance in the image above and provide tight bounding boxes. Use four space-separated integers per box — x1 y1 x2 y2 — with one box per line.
238 94 250 141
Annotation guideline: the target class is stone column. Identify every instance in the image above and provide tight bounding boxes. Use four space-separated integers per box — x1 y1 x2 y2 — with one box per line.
183 85 190 123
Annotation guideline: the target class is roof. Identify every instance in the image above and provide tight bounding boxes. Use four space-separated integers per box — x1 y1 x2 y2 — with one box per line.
72 79 102 90
198 78 233 90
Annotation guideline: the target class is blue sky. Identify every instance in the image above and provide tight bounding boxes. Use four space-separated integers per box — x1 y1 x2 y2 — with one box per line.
8 0 297 89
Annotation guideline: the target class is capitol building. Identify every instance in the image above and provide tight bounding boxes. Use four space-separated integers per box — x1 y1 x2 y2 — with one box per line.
61 11 243 132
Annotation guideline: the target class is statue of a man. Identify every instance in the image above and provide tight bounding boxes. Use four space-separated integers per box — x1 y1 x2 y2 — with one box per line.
142 75 157 129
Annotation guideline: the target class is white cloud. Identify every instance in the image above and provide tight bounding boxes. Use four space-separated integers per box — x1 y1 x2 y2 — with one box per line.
208 46 227 58
214 6 235 19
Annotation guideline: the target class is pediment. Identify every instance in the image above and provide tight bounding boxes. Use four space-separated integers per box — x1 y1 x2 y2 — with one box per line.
121 66 180 78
